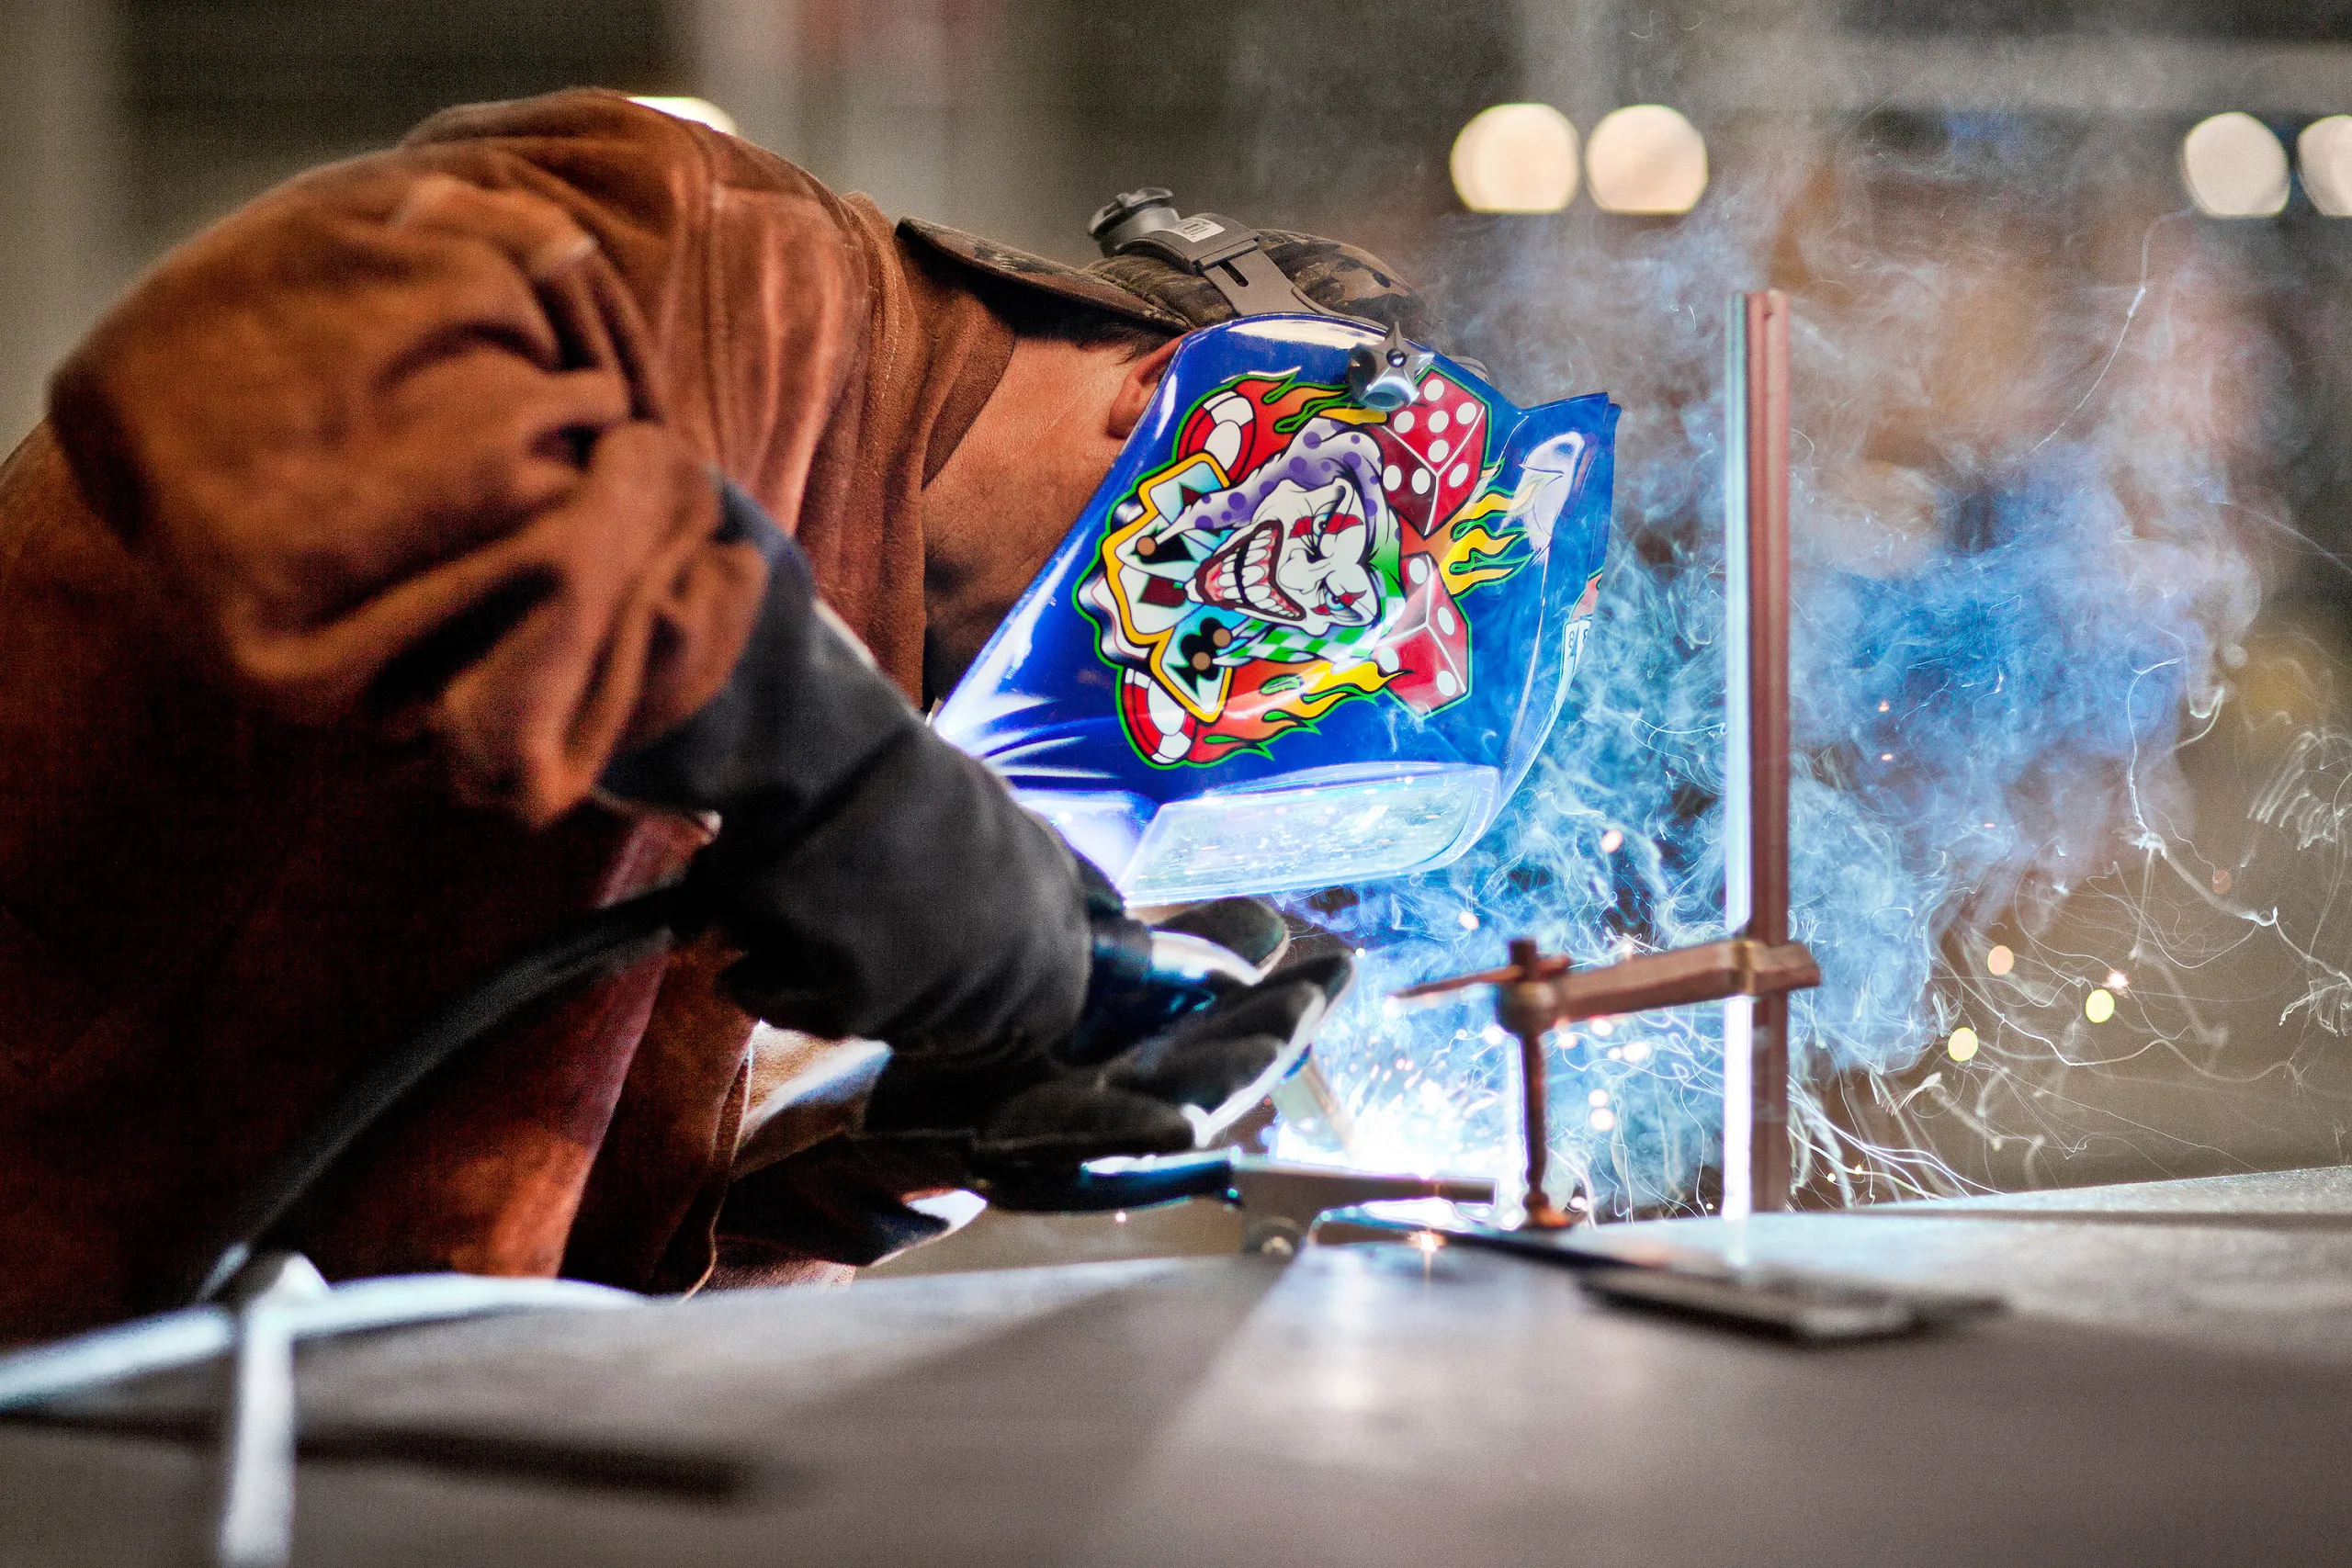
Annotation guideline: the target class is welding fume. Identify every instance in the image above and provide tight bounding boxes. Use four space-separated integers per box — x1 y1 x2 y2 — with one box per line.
0 96 1614 1346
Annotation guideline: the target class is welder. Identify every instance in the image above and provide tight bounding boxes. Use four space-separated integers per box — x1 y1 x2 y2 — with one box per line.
0 90 1442 1341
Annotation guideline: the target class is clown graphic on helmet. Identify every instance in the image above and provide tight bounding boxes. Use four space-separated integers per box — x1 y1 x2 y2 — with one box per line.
1079 365 1518 766
935 311 1615 899
1188 469 1382 633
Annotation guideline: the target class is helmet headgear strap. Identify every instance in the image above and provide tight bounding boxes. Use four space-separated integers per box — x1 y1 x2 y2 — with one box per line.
1085 187 1435 412
1086 187 1339 321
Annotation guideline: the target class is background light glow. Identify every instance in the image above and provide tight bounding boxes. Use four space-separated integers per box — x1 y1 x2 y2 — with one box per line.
1450 103 1580 215
2298 117 2352 218
1585 105 1710 217
2180 112 2290 219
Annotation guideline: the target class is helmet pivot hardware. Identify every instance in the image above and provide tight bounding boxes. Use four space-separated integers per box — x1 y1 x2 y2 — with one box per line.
1347 323 1436 412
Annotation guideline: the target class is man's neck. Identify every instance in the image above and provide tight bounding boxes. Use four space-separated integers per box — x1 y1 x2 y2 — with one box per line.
920 335 1136 703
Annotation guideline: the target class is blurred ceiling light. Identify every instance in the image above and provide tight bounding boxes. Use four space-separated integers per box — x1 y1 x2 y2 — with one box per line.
1585 105 1709 216
2299 116 2352 217
1450 103 1579 214
629 96 739 137
2179 112 2288 218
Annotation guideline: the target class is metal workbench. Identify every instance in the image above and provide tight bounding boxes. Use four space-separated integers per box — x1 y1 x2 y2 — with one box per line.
8 1166 2352 1566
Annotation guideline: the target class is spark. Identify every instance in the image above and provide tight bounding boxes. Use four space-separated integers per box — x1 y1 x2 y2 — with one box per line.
2026 210 2185 459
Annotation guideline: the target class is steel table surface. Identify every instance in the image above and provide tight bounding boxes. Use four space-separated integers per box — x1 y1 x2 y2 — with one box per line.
6 1168 2352 1566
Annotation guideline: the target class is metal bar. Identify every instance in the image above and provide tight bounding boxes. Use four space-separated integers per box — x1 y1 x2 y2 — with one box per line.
1747 293 1793 1213
215 1296 295 1568
1386 294 1814 1225
215 1256 322 1568
1745 296 1792 964
1724 291 1794 1217
1520 1030 1553 1210
1723 299 1754 1218
1397 940 1819 1015
1561 940 1818 1021
1503 940 1571 1230
0 1276 639 1416
1746 292 1793 1213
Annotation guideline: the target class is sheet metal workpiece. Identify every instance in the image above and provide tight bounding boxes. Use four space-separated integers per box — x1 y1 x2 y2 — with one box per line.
13 1173 2352 1567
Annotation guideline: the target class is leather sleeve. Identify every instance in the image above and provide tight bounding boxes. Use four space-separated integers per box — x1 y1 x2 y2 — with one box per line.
44 93 863 827
598 480 922 820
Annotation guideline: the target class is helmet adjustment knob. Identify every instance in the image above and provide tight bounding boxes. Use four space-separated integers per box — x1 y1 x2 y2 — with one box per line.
1088 188 1182 256
1348 322 1435 412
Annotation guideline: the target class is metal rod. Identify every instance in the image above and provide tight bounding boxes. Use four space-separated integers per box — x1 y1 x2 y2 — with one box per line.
1503 939 1571 1230
1747 292 1793 1214
1395 938 1818 1016
214 1255 323 1568
1724 290 1793 1216
1393 296 1818 1227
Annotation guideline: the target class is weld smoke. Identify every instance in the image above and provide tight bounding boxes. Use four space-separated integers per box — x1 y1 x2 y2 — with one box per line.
1278 125 2269 1207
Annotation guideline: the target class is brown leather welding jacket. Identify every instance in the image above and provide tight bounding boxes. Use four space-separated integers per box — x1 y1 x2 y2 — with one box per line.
0 89 1019 1341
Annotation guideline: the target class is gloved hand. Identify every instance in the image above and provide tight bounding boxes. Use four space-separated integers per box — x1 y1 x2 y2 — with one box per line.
709 899 1349 1269
605 479 1354 1168
855 896 1354 1179
602 479 1095 1071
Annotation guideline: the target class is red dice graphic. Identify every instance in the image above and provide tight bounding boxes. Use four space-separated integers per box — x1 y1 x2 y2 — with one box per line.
1369 373 1488 537
1376 544 1473 714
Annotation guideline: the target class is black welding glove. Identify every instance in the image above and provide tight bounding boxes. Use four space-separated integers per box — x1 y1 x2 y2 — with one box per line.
856 907 1355 1176
605 479 1353 1161
712 899 1346 1267
602 479 1094 1069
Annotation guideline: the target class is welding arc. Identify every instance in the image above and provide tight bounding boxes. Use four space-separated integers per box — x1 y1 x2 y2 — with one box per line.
183 886 696 1307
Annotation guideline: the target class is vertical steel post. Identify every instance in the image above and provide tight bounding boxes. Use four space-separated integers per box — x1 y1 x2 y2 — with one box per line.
1504 939 1571 1230
1722 291 1792 1217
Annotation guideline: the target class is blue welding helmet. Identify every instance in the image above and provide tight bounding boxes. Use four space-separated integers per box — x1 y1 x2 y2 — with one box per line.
930 201 1617 904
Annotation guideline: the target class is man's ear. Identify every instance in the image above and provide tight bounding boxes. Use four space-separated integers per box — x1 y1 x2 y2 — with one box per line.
1106 336 1184 440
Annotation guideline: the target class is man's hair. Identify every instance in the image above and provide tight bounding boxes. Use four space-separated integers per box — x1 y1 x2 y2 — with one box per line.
986 287 1180 363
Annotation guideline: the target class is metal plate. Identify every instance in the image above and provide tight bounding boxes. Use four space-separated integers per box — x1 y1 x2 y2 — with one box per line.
10 1175 2352 1564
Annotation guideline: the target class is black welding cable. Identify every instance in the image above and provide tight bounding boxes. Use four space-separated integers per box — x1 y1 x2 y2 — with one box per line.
184 884 698 1306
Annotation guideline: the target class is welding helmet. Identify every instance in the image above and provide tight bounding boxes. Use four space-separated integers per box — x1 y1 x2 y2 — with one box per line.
925 193 1617 904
